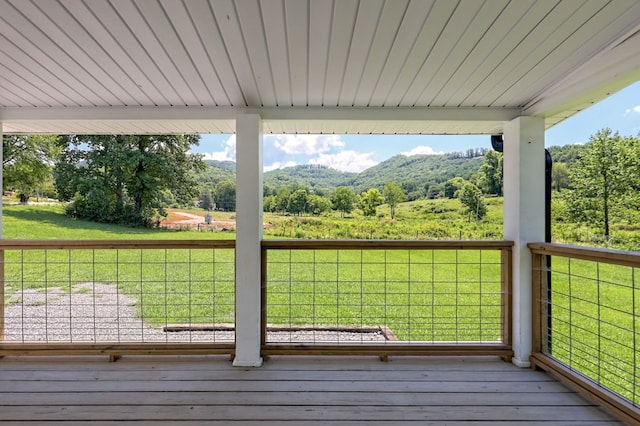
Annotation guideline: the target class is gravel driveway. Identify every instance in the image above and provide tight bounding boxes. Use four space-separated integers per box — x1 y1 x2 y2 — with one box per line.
4 282 386 343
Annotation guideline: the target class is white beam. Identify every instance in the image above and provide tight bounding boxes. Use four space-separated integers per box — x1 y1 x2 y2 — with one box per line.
503 116 545 368
233 114 263 367
0 106 522 123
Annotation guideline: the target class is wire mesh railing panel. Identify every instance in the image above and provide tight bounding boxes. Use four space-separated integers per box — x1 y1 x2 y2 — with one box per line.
263 242 509 346
2 242 235 344
531 244 640 408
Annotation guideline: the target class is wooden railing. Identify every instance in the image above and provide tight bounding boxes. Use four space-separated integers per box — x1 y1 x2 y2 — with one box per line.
0 240 236 358
529 243 640 425
261 240 513 359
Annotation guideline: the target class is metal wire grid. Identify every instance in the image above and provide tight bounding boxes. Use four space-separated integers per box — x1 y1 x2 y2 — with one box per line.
544 257 639 406
3 247 235 343
265 248 504 345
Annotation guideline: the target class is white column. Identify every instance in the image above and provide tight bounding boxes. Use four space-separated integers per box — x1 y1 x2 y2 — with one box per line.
233 114 263 367
503 116 545 368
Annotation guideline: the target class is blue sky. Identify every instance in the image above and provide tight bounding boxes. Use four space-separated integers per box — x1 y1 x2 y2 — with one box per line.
194 81 640 173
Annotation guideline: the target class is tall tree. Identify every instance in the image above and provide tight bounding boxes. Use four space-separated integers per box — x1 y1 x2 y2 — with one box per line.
307 194 332 216
551 162 570 192
457 182 487 221
358 188 384 217
215 180 236 212
287 189 308 216
478 151 503 196
567 128 636 239
55 134 204 226
383 182 406 219
332 186 356 218
3 134 60 203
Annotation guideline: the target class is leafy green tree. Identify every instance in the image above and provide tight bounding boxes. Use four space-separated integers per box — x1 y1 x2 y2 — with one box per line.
426 184 443 199
307 194 332 216
275 187 292 213
263 195 277 212
287 189 308 216
332 186 356 218
457 182 487 221
478 151 503 195
443 177 466 198
199 189 214 211
358 188 384 217
3 134 60 203
566 128 637 239
383 182 406 219
215 179 236 212
551 162 570 192
55 134 203 226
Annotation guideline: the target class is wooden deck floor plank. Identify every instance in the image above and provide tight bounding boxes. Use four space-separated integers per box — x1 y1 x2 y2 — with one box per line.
0 390 592 406
3 378 572 393
0 369 554 382
0 421 624 426
0 404 619 422
0 355 521 371
0 357 626 424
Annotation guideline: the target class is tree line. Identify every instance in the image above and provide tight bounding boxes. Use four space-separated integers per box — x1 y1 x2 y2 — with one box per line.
3 128 636 239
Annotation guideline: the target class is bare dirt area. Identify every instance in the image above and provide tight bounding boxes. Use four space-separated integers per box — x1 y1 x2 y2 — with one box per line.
160 209 236 231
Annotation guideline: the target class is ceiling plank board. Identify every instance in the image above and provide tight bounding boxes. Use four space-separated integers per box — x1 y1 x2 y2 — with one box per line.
1 1 120 106
261 0 292 106
468 1 586 106
211 0 262 106
367 0 442 107
135 0 214 106
322 0 359 106
307 0 333 105
284 0 309 106
236 0 277 106
351 0 410 106
185 0 243 106
430 0 536 107
337 0 385 107
496 0 640 107
399 0 488 107
414 0 510 107
159 0 228 106
38 0 150 106
113 0 196 106
81 0 177 106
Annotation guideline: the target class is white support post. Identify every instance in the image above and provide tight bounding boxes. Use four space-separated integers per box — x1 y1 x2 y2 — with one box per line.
503 116 545 368
233 114 263 367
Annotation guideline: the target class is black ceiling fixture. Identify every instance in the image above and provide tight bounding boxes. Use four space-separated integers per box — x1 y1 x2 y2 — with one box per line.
490 134 503 152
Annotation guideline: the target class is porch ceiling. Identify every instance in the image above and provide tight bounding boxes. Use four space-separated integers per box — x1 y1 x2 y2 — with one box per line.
1 0 640 135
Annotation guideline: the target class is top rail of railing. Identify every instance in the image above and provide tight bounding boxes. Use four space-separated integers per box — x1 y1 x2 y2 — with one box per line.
528 242 640 268
262 239 514 250
0 239 236 250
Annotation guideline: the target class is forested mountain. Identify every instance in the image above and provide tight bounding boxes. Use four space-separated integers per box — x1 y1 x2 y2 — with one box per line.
197 151 488 197
349 153 485 194
264 165 355 196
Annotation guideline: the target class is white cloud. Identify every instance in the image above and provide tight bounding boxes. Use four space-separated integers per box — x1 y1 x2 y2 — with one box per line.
201 135 236 161
272 134 344 155
264 160 297 172
308 150 378 173
401 145 444 156
624 105 640 115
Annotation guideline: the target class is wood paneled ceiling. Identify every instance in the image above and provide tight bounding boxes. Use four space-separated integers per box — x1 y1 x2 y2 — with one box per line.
1 0 640 135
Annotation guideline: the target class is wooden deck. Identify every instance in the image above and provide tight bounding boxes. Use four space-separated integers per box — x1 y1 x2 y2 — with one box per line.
0 355 626 425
